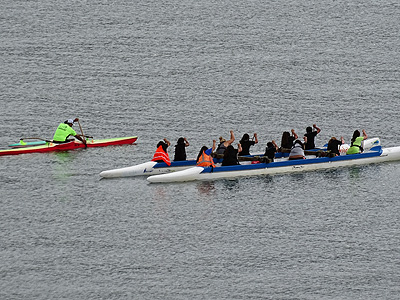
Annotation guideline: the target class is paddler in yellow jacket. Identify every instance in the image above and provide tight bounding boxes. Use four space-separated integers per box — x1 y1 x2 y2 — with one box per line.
52 118 86 144
346 129 368 155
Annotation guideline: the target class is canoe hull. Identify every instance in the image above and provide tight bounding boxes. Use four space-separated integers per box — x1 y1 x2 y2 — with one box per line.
0 136 137 156
147 146 400 183
100 160 198 178
83 137 138 147
101 137 385 179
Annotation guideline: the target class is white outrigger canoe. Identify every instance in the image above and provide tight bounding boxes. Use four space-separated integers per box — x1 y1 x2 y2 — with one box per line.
100 160 199 178
147 139 400 183
100 152 292 178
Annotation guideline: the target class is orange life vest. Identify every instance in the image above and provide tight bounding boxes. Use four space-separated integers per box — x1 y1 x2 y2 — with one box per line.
196 151 216 168
152 145 171 166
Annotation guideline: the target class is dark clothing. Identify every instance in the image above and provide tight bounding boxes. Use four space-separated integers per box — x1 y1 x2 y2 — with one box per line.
304 131 318 150
238 140 255 156
222 149 240 166
327 139 343 156
174 143 186 161
157 141 168 152
53 139 74 144
216 143 227 154
264 146 277 161
281 136 295 149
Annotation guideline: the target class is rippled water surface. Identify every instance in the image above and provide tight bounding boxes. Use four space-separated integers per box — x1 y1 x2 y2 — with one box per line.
1 0 399 299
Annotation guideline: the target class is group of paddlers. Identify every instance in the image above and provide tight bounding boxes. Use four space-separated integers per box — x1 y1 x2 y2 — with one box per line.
151 125 369 167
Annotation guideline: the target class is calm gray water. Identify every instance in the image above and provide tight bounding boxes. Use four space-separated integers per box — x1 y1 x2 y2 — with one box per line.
1 0 399 299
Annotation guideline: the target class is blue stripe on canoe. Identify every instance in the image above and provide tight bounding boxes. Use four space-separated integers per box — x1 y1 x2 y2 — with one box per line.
152 148 322 169
154 147 382 171
201 163 269 173
200 148 383 173
153 160 197 168
267 149 382 169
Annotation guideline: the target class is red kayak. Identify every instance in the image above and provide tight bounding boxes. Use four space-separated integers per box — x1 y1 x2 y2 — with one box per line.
0 136 137 156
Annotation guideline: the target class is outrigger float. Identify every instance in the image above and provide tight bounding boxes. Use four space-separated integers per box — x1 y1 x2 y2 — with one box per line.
146 138 400 183
0 136 138 156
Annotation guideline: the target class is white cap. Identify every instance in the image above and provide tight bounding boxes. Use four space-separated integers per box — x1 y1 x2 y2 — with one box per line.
67 119 74 124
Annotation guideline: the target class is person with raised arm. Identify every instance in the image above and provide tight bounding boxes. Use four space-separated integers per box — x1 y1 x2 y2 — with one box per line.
152 138 171 165
304 124 321 150
173 137 190 161
216 130 235 155
280 129 298 150
346 130 368 155
238 133 258 156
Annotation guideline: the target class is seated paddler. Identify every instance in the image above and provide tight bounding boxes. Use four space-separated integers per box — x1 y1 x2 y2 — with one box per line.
196 140 216 168
327 136 345 157
288 139 306 160
280 129 298 152
304 124 321 150
174 137 190 161
238 133 258 156
216 130 235 155
52 118 86 145
346 130 368 155
152 138 171 165
221 143 242 166
264 140 279 161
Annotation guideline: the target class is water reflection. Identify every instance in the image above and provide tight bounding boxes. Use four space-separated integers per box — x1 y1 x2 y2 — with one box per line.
196 181 216 195
151 185 172 217
153 185 169 202
348 166 362 179
51 151 76 181
260 175 274 184
222 178 240 190
53 151 74 162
